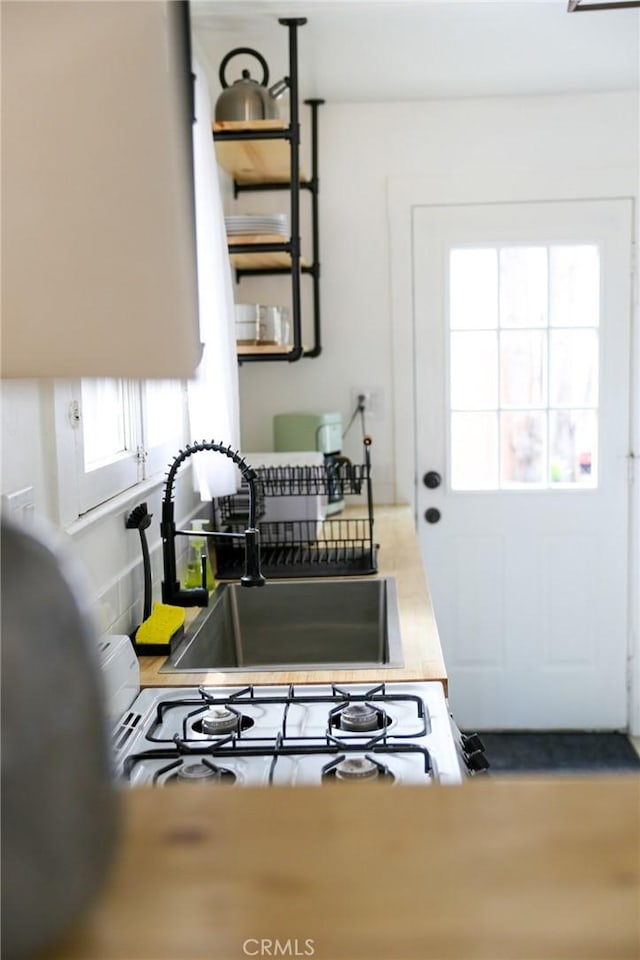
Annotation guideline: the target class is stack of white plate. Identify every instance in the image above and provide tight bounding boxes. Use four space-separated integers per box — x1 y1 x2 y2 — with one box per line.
225 213 289 237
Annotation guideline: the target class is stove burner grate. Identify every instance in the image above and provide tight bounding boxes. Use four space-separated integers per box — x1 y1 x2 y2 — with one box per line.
122 733 432 786
143 682 428 746
148 689 257 744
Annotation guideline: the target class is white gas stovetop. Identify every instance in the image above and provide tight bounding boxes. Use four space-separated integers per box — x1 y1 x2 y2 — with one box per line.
111 681 466 787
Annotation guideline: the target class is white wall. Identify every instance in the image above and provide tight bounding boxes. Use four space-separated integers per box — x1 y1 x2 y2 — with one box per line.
232 88 640 731
631 157 640 737
1 382 52 518
234 91 639 510
1 380 200 637
3 88 637 655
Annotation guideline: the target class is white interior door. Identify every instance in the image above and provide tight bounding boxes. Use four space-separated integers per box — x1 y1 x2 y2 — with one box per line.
413 199 632 730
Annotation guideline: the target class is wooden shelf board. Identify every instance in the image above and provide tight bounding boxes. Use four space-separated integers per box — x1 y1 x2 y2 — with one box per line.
212 121 308 184
213 120 286 132
229 233 285 269
229 251 292 269
227 233 288 246
227 236 310 270
236 343 297 356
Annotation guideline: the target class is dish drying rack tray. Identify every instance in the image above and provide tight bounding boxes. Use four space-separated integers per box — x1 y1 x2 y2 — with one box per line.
211 439 377 579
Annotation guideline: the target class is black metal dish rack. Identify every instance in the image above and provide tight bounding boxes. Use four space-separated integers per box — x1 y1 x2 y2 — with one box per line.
211 439 377 578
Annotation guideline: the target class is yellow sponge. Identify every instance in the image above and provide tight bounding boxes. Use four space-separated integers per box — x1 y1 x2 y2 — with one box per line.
135 602 185 649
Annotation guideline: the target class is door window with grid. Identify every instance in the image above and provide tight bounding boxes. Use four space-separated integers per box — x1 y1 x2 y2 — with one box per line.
448 244 599 490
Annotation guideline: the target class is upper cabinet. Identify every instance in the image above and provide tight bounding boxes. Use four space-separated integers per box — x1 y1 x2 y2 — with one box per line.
212 20 323 362
2 1 202 380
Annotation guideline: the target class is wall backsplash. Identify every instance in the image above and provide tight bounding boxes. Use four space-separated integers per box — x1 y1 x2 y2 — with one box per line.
78 483 205 641
90 536 191 640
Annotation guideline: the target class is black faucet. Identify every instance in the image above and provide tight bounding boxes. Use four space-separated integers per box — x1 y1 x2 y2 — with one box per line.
161 440 265 606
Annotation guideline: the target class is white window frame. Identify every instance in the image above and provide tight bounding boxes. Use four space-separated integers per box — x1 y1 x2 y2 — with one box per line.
54 378 189 527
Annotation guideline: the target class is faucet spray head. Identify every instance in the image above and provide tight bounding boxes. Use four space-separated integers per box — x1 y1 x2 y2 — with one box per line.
240 528 266 587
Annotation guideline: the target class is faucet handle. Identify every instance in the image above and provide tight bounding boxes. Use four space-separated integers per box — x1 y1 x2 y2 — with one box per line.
162 584 209 607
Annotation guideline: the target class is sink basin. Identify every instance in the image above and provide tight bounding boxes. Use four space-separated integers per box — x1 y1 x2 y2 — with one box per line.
160 577 403 673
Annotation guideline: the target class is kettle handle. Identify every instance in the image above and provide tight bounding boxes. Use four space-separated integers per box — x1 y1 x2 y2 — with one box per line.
219 47 270 90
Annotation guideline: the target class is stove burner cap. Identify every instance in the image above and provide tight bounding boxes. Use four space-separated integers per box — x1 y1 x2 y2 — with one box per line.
201 707 239 735
334 757 380 781
339 703 380 732
177 761 222 782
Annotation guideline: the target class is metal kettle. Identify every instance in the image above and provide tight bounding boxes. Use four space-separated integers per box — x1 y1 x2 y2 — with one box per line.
215 47 289 123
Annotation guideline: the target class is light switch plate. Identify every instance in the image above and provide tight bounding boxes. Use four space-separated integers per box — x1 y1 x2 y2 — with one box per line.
2 486 35 522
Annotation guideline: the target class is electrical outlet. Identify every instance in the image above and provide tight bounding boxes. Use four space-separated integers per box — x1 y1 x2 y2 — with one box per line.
351 388 384 421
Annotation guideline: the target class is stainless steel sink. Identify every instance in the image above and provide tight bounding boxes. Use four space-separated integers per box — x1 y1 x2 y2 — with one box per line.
160 577 403 673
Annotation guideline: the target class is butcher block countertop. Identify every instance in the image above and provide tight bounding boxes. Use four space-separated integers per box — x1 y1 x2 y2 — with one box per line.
138 505 448 690
47 775 640 960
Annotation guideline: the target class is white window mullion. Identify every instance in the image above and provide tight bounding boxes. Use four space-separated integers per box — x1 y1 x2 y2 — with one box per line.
128 381 145 485
53 380 84 527
545 246 551 487
142 380 188 479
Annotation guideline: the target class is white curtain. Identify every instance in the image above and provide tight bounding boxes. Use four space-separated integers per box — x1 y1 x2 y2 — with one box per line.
187 58 240 499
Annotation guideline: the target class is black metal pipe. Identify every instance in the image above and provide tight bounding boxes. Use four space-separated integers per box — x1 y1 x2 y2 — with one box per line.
569 1 640 8
234 182 314 194
303 98 324 358
217 19 323 366
279 18 305 363
213 127 293 141
228 240 292 254
363 437 375 570
241 348 303 363
236 265 315 279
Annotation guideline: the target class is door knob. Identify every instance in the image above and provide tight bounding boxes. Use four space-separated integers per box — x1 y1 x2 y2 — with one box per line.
423 471 442 489
424 508 441 524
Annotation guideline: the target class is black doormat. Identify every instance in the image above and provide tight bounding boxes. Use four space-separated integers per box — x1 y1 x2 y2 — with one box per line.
470 732 640 773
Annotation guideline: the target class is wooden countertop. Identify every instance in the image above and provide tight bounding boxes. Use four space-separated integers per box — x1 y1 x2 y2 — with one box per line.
138 505 448 691
46 775 640 960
